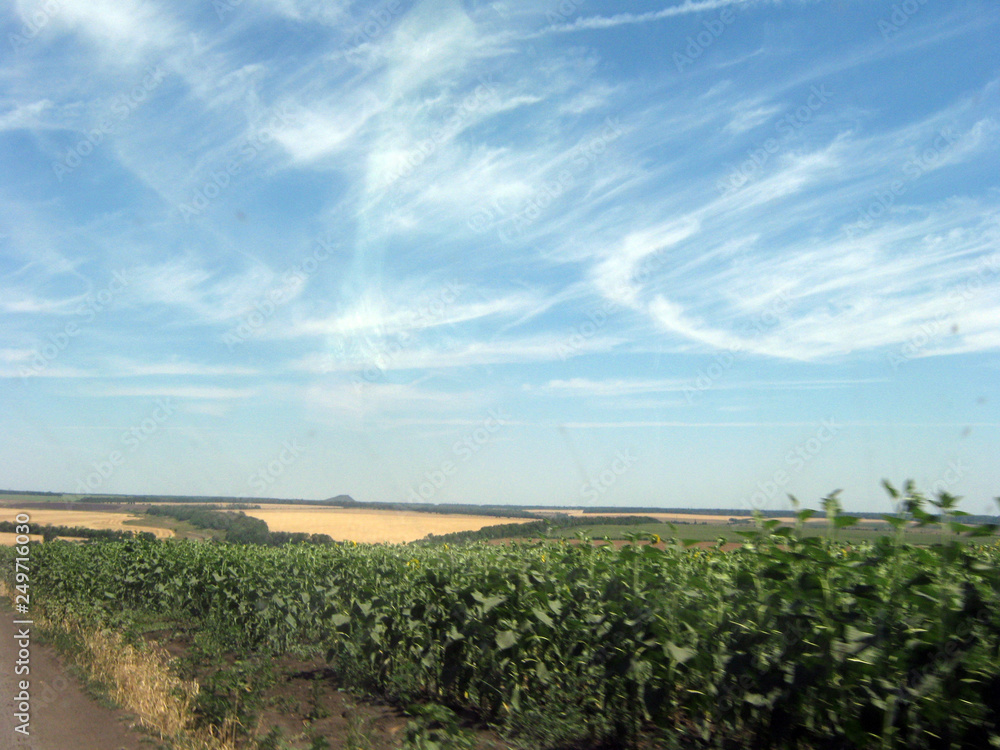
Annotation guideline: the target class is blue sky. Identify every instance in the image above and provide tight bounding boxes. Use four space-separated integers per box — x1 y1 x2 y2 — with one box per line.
2 0 999 512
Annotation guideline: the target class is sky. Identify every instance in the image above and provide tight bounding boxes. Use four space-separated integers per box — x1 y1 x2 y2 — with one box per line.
1 0 998 513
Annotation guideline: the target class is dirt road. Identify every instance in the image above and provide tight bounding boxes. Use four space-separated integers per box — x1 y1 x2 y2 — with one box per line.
1 603 157 749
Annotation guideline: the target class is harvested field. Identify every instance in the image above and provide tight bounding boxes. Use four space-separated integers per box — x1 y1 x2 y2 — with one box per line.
0 500 127 512
0 508 174 539
240 505 536 543
0 532 44 545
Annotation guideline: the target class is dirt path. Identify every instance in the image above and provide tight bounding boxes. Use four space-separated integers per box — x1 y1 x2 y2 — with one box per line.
1 602 158 749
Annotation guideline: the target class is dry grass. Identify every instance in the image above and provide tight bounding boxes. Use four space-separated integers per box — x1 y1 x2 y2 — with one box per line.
0 508 174 539
240 505 536 543
36 611 239 750
0 577 233 750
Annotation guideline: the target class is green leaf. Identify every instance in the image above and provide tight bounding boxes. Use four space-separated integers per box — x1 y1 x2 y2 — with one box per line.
664 642 695 664
532 607 554 627
495 630 518 650
330 613 351 628
473 592 505 614
535 661 550 681
844 625 873 643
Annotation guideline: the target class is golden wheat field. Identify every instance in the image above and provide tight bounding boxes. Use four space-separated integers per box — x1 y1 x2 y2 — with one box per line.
240 505 536 543
0 532 44 546
0 508 174 539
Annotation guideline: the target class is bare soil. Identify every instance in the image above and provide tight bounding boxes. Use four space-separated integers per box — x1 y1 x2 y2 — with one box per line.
1 600 161 749
139 625 513 750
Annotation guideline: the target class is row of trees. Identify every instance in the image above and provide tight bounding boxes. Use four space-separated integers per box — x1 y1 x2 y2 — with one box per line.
145 505 334 546
0 520 156 543
421 514 661 545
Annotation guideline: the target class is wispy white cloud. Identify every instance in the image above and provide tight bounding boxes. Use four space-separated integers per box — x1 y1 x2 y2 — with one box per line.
84 385 259 399
292 330 623 374
0 364 92 379
542 0 760 33
571 79 1000 360
276 286 548 339
0 290 80 315
36 0 183 64
723 102 783 135
101 359 260 377
0 100 54 131
275 95 385 164
535 377 690 396
0 348 34 363
122 255 277 324
302 380 479 420
250 0 351 25
591 220 701 307
179 401 234 417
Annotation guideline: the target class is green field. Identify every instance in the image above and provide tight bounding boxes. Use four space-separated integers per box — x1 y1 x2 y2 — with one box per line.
6 486 1000 749
5 483 1000 748
120 514 225 541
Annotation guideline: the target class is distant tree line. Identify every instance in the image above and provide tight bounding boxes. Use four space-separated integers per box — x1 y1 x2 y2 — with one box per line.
146 505 334 546
71 492 541 518
0 489 63 496
582 507 824 516
581 506 1000 524
75 494 263 507
421 514 663 545
139 502 260 511
0 521 156 543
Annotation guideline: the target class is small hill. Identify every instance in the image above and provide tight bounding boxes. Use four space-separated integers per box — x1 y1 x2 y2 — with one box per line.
324 494 356 505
